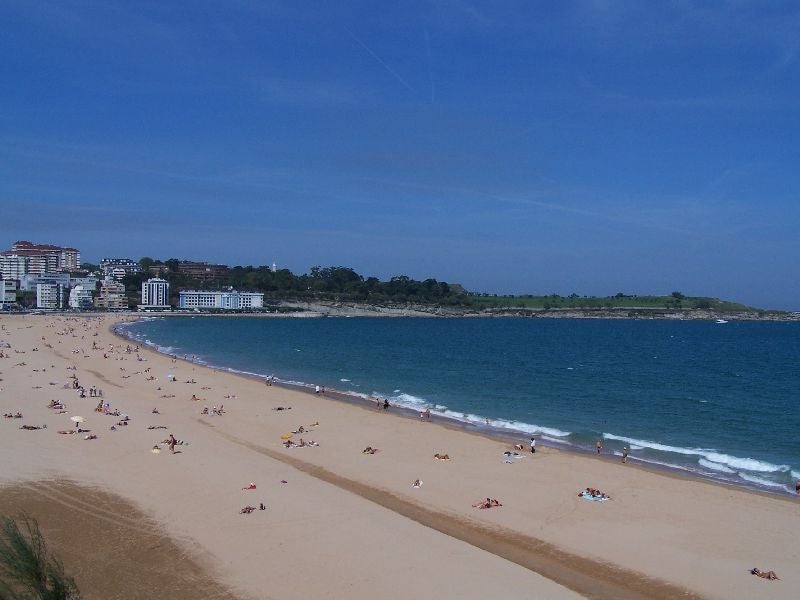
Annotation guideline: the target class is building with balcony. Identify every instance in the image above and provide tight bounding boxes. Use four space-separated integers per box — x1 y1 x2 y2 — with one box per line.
100 258 142 279
36 283 67 309
178 289 264 310
177 261 229 284
1 279 17 309
10 241 80 272
141 278 170 309
95 278 127 310
68 285 94 310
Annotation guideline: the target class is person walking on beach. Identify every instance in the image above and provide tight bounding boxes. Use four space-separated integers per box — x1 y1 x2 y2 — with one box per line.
622 446 628 463
530 437 536 454
383 399 389 411
596 439 602 454
168 433 177 454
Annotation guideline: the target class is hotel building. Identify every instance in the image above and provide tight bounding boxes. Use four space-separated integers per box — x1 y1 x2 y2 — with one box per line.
141 278 170 309
178 289 264 310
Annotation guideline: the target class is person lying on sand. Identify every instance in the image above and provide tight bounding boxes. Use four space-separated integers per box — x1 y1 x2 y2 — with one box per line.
412 479 423 489
58 430 76 434
751 568 779 580
362 446 379 454
433 453 450 460
472 498 502 509
147 425 167 430
284 439 296 448
152 408 159 414
272 406 291 411
84 434 97 440
240 506 256 514
20 424 47 430
242 482 257 490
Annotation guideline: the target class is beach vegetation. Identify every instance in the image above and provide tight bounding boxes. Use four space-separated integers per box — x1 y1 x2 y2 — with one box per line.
0 516 80 599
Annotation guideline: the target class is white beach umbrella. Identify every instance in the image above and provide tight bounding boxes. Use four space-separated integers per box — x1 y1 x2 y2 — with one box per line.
70 416 85 423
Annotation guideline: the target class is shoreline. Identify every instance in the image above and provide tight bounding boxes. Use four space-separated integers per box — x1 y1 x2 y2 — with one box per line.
114 316 799 500
3 313 798 599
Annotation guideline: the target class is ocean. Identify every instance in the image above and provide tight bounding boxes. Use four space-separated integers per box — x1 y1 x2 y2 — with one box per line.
118 316 800 495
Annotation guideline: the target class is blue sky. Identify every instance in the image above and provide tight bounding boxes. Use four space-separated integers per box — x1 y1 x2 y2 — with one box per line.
1 1 798 309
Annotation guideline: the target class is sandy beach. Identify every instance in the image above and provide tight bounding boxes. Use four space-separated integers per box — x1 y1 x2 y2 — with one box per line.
0 313 797 599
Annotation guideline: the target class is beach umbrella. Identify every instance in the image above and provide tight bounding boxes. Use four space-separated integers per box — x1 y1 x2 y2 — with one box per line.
280 433 293 440
70 416 85 423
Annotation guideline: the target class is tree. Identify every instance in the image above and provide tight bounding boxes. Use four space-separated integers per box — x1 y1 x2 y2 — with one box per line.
0 516 80 599
671 291 685 300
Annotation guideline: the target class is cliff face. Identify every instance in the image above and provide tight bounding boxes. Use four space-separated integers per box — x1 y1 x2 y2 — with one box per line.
280 301 799 321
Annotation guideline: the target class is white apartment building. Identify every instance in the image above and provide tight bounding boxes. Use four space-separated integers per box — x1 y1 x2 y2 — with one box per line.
179 289 264 310
68 285 94 309
36 283 67 309
1 279 17 308
141 278 170 309
95 279 127 310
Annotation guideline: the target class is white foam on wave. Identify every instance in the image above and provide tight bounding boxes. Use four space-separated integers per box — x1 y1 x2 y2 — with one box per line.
738 473 788 489
698 458 736 474
792 470 800 480
340 378 351 382
487 418 571 438
603 433 790 474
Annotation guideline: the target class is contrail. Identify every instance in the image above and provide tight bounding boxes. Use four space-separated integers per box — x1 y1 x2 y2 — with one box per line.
346 27 415 94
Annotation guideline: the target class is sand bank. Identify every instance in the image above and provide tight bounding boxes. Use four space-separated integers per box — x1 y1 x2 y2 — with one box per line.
1 314 797 599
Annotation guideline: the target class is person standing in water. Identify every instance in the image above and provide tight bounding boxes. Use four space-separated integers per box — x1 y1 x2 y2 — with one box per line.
622 446 628 463
596 439 602 454
530 437 536 454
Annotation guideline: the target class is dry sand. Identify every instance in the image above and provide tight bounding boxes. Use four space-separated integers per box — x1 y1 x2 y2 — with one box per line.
0 313 797 599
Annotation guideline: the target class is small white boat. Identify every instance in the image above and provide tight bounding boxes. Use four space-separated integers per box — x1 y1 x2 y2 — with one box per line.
715 319 728 324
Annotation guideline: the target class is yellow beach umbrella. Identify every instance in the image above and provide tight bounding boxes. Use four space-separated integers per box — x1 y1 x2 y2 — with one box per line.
280 433 293 440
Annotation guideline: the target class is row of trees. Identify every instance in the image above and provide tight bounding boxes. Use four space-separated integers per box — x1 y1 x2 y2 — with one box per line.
119 262 462 306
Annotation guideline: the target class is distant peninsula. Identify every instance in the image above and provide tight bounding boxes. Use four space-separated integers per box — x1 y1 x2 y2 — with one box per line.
72 259 795 321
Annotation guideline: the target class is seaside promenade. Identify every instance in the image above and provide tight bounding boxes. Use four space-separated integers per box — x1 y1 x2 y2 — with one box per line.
0 313 797 599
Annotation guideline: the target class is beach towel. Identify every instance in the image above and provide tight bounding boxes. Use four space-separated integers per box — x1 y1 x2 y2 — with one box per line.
579 492 609 502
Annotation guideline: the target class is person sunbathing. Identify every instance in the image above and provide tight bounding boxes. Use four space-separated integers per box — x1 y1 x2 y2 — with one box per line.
751 568 779 580
240 506 256 514
284 439 296 448
84 434 97 440
201 407 209 415
434 453 450 460
472 498 492 509
242 482 257 490
20 424 46 430
362 446 378 454
412 479 423 488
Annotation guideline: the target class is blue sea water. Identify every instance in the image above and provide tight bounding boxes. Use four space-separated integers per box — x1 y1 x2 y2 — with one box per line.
119 317 800 495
